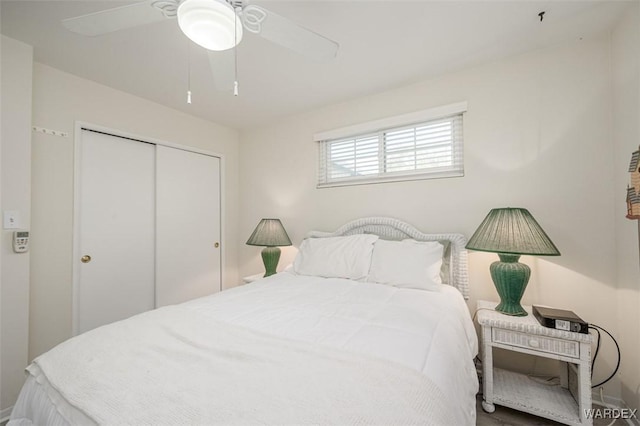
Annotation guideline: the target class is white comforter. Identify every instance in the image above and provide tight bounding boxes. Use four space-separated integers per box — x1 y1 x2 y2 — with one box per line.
11 273 479 425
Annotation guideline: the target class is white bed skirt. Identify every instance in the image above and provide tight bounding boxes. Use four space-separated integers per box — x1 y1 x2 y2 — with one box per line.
10 373 94 426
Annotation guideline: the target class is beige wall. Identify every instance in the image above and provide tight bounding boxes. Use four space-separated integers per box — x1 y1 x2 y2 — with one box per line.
0 35 33 415
29 63 241 361
612 3 640 411
240 36 624 395
2 5 637 415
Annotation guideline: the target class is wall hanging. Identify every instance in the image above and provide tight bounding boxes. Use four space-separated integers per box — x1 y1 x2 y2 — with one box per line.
626 147 640 219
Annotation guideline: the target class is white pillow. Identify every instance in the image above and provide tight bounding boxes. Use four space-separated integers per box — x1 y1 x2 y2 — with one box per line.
367 239 444 291
293 234 379 280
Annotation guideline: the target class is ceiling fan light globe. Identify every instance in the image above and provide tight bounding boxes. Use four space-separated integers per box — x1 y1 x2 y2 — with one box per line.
177 0 243 51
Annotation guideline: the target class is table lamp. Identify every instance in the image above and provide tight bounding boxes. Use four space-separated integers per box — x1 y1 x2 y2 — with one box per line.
466 208 560 316
246 218 292 277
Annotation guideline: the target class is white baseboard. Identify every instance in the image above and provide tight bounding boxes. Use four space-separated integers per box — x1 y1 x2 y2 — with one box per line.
0 405 14 423
591 389 640 426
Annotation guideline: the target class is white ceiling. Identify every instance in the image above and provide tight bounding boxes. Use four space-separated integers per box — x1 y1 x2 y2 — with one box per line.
0 0 631 130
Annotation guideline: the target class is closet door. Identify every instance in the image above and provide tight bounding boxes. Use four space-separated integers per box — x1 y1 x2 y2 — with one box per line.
75 130 156 334
155 145 221 307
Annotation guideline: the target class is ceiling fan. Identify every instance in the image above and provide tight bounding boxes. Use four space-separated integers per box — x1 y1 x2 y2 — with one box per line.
62 0 339 94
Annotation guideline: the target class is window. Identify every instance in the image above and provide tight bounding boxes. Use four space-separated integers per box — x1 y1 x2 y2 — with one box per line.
316 103 465 188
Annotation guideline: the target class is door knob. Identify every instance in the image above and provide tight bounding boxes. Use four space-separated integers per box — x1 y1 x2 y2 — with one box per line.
81 255 92 263
214 242 220 248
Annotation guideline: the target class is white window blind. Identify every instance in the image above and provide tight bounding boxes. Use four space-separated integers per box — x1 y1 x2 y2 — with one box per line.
317 108 464 188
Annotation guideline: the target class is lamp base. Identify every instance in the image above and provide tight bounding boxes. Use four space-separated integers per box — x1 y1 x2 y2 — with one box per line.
490 254 530 316
261 246 281 277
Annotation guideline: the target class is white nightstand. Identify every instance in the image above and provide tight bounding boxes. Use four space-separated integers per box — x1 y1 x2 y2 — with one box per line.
477 300 593 426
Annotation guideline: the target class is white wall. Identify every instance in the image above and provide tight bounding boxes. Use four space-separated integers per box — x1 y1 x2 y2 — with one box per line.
0 35 33 415
29 63 241 361
2 7 637 415
612 3 640 411
240 36 624 394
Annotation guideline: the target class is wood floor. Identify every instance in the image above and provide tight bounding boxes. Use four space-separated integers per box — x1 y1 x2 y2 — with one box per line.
1 396 630 425
475 394 630 425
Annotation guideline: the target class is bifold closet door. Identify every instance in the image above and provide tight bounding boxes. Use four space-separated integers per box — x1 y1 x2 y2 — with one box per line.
76 130 156 334
155 145 221 307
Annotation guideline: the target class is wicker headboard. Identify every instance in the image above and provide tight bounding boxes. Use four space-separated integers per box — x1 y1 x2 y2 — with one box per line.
307 217 469 299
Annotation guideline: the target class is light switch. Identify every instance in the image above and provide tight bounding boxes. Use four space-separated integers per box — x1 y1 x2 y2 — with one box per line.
3 210 21 229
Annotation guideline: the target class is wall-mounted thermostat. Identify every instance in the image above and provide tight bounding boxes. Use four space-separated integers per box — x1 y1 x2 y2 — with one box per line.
13 231 29 253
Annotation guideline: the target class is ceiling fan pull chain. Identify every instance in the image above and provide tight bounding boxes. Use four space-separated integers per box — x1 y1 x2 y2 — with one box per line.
187 40 192 104
234 5 241 96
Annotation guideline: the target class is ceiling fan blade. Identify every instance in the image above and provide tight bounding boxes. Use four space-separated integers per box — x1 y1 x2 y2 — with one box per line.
62 1 171 37
207 50 236 92
242 5 338 61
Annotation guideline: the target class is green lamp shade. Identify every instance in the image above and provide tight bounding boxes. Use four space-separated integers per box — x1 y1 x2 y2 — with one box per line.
246 219 292 277
466 208 560 316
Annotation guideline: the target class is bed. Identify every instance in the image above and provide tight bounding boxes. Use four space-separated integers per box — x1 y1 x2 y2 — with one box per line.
9 217 479 425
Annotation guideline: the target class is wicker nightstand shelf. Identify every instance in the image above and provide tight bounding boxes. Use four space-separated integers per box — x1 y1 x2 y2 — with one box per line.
477 300 593 426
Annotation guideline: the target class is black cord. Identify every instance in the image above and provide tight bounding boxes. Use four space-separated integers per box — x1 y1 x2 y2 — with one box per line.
590 326 601 379
589 324 620 388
